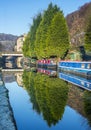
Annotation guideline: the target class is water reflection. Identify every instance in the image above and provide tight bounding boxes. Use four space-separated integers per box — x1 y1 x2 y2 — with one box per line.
2 71 23 91
37 68 57 77
22 68 91 129
59 72 91 91
2 56 23 69
1 55 91 130
23 70 69 126
83 91 91 127
15 72 23 86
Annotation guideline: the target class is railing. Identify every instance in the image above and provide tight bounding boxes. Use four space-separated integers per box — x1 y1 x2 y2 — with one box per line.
2 69 24 72
1 52 23 56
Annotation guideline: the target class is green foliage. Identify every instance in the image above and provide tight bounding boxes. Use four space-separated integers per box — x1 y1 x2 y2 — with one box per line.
84 16 91 52
22 71 69 126
22 13 42 57
46 11 69 58
22 70 41 113
30 13 42 57
22 33 31 56
22 70 31 89
35 3 60 58
23 3 70 59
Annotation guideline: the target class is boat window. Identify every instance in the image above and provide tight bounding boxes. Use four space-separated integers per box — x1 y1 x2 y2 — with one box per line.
81 81 84 86
61 62 63 66
81 64 85 68
87 64 91 69
87 83 90 88
61 62 65 66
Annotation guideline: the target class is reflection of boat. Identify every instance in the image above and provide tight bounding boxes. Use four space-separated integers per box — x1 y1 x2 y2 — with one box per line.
0 80 3 85
58 61 91 78
37 68 57 77
58 72 91 91
0 72 4 85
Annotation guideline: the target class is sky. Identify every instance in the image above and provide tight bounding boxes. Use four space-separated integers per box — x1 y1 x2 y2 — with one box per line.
0 0 91 36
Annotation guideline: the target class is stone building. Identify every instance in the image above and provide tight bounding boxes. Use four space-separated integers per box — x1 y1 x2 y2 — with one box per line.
14 34 27 52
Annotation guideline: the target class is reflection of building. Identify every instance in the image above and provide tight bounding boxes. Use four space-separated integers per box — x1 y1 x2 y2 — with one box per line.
15 72 23 87
15 34 27 52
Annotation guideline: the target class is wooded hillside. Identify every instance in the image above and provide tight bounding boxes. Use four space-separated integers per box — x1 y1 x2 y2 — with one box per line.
66 2 91 46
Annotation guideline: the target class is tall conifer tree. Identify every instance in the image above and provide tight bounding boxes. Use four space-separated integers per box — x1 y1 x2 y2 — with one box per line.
46 11 69 58
35 3 60 58
30 13 42 57
22 33 31 56
22 13 42 57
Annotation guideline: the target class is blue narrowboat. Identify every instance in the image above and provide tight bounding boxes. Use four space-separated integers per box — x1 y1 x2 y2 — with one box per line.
59 72 91 91
58 61 91 78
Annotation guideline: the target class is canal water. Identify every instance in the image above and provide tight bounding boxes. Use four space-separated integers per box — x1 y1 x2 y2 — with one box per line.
1 57 91 130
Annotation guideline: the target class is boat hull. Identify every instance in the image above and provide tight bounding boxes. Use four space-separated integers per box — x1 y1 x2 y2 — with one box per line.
58 61 91 78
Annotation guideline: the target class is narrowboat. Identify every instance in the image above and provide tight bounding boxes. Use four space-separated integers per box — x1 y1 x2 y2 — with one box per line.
58 61 91 78
58 72 91 91
37 59 57 69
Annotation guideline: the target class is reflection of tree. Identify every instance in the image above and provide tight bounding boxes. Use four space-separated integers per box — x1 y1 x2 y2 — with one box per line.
22 70 40 114
23 71 69 126
83 91 91 126
0 42 2 51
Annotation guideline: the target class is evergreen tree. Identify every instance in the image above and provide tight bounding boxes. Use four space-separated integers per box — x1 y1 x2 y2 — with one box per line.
30 13 42 58
22 33 31 56
84 16 91 52
35 3 60 58
22 13 42 57
46 11 69 58
23 3 69 59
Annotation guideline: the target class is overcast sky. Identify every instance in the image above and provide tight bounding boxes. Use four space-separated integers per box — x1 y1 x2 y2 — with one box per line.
0 0 91 36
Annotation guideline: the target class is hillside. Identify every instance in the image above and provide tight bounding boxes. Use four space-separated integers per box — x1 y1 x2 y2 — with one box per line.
0 33 18 52
66 2 91 46
0 33 17 41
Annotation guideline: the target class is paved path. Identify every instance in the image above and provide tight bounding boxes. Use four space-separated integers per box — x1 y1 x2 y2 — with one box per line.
0 80 17 130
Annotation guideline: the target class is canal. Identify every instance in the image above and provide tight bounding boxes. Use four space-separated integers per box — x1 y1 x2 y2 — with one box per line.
1 56 91 130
